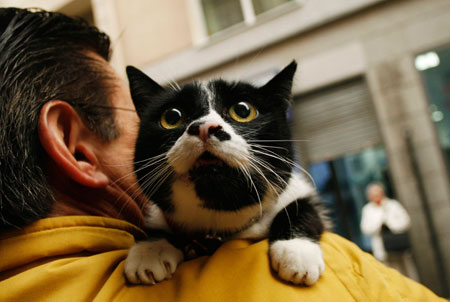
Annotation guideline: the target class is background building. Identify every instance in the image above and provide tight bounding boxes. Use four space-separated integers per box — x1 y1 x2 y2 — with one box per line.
2 0 449 296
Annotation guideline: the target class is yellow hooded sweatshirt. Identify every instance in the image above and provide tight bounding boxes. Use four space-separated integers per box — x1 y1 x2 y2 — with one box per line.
0 216 445 302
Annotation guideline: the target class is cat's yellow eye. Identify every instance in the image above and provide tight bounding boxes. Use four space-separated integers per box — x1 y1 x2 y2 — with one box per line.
161 108 184 129
229 102 258 123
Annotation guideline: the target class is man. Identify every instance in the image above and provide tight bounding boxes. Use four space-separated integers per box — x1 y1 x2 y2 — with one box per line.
0 8 446 301
0 7 146 230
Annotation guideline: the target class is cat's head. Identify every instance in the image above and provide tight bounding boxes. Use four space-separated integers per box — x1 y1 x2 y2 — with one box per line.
127 62 297 231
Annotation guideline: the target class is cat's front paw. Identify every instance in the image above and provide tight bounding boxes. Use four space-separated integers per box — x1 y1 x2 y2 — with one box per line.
124 239 184 285
269 238 324 286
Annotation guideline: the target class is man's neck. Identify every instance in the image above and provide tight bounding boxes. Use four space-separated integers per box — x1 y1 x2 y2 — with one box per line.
49 181 148 229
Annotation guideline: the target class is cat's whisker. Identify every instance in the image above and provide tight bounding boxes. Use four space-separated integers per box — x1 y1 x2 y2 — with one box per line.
249 162 281 203
141 161 172 188
115 160 169 208
251 162 286 196
130 173 166 207
103 154 166 167
237 162 263 217
284 206 293 230
250 144 288 151
147 169 174 198
247 156 282 199
248 139 309 143
251 148 292 166
236 162 251 188
115 174 151 217
250 146 317 189
241 128 261 138
109 155 168 188
113 154 166 180
132 158 168 179
109 169 141 188
249 152 289 190
103 163 134 167
140 169 174 202
160 71 182 92
167 81 179 92
168 77 182 91
137 163 172 198
295 165 316 189
114 154 169 203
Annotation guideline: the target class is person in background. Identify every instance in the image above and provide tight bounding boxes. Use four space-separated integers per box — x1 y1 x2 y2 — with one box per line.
361 183 411 261
0 8 445 302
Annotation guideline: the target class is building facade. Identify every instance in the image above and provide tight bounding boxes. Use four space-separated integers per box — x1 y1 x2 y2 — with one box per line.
2 0 449 296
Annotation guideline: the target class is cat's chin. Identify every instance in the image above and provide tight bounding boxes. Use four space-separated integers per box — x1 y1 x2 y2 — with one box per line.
188 156 235 181
191 151 226 169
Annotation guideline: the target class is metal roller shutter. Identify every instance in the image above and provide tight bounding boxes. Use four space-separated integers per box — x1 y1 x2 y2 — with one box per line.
293 78 381 163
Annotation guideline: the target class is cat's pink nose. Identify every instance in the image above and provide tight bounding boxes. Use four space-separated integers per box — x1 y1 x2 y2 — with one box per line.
187 122 229 142
199 124 221 141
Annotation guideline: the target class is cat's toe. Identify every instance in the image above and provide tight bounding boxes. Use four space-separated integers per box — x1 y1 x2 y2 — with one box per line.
269 238 324 286
124 239 184 285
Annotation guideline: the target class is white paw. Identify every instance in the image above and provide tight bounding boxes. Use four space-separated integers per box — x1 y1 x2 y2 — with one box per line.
124 239 184 285
269 238 325 286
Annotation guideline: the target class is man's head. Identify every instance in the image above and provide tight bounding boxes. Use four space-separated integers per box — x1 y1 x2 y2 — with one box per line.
366 183 386 206
0 8 138 229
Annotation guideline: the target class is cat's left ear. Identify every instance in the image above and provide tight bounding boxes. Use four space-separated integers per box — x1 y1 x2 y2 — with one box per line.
126 66 165 119
260 60 297 102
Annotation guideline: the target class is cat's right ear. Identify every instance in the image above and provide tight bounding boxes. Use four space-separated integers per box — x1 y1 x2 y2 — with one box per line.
260 60 297 104
126 66 165 119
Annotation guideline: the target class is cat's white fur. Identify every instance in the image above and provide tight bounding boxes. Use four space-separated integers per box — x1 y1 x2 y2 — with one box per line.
144 203 171 232
270 238 324 285
124 239 183 284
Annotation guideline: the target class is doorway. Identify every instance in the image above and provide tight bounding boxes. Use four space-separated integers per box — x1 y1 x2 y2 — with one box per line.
309 146 393 250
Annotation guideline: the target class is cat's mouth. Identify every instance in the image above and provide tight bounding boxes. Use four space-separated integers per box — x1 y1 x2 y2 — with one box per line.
193 151 225 168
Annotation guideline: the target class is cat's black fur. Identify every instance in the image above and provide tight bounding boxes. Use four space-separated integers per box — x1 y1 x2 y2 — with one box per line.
124 61 327 286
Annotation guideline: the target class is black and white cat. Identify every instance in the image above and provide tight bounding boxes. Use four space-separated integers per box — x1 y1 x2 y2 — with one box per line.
124 61 328 286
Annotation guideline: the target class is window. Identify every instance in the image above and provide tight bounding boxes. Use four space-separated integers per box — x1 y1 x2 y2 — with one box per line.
416 46 450 174
200 0 295 36
201 0 245 35
252 0 294 15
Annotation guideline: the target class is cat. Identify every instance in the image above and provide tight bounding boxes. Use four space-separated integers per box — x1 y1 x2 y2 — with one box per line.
124 61 328 286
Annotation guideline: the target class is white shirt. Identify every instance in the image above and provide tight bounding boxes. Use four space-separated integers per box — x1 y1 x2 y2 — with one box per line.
360 198 411 261
361 198 411 235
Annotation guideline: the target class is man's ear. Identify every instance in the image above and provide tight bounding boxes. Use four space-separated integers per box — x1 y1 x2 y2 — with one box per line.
38 100 109 188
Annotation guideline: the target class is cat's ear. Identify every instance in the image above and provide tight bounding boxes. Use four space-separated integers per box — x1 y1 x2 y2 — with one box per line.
260 60 297 102
126 66 165 119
